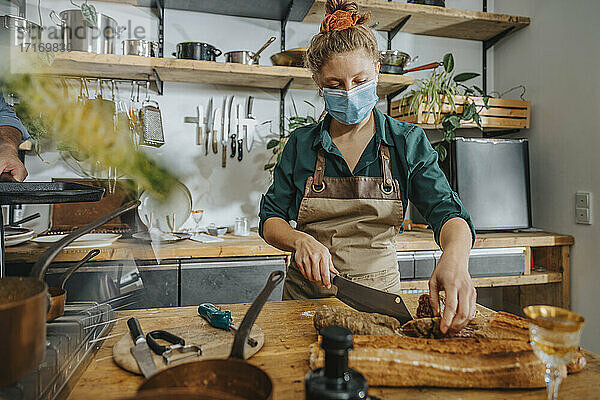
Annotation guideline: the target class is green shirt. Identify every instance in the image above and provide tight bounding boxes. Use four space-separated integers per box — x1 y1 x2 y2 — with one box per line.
259 108 475 246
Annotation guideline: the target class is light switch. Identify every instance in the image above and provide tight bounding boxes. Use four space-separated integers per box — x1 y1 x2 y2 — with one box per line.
575 191 592 225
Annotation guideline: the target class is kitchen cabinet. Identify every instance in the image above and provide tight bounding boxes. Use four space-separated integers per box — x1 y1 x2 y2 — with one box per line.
180 256 287 305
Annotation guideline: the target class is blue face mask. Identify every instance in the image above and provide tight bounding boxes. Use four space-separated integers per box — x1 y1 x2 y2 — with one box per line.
322 79 379 125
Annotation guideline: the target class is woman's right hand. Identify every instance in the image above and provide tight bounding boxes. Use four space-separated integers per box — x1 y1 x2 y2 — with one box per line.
293 233 339 288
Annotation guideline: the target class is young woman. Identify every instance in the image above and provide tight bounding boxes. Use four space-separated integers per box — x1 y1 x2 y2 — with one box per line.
259 0 476 334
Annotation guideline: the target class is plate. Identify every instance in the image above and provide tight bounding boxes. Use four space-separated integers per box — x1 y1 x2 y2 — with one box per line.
4 227 34 239
132 231 191 243
5 229 35 247
137 181 192 233
32 233 121 249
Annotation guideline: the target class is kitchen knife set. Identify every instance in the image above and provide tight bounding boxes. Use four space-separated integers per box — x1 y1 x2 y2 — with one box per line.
184 96 257 166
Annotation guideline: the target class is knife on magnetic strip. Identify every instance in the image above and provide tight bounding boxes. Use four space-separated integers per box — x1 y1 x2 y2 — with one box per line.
332 274 413 324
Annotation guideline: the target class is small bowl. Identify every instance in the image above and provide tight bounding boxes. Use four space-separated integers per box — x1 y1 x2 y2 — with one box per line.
207 226 228 236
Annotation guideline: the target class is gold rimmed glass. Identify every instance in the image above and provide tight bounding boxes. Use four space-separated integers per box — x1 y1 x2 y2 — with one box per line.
523 305 585 400
191 210 204 233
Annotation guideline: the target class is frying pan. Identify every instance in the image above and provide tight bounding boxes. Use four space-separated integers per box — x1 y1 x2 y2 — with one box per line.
380 61 441 75
46 248 100 321
137 270 285 400
270 48 306 67
0 200 140 387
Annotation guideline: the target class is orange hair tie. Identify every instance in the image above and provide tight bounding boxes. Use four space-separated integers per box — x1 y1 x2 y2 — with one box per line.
320 10 360 33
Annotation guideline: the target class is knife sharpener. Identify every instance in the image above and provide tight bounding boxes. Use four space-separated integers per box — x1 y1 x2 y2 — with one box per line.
305 326 369 400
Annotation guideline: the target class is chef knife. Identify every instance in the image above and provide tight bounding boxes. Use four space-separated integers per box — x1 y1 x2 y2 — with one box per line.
332 274 413 324
205 98 213 156
196 105 204 146
127 317 158 378
222 96 233 168
236 103 243 161
245 96 255 152
212 107 220 154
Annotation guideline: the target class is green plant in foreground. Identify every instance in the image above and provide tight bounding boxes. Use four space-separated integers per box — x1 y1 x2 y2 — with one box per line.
264 98 317 172
407 53 490 161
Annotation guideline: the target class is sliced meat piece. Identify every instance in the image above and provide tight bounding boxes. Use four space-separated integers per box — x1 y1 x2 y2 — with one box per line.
313 305 402 336
416 293 434 318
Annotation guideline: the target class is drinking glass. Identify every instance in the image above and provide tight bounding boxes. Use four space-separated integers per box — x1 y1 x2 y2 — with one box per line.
191 210 204 233
523 305 585 400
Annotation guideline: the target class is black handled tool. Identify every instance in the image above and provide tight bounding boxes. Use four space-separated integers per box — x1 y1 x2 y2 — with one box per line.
127 317 158 377
146 330 202 365
230 133 237 157
237 138 243 161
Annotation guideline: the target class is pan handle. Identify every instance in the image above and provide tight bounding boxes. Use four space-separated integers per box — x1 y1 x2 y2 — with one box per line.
57 249 100 289
30 200 140 280
404 61 441 73
229 270 284 360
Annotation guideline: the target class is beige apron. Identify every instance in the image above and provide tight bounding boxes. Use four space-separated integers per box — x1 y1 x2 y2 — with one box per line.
283 144 404 299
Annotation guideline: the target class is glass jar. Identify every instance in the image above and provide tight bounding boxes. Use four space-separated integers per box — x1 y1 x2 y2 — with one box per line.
234 217 249 236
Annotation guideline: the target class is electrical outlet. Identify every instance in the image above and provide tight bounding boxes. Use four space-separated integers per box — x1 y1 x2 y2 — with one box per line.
576 207 590 224
576 192 590 208
575 191 592 224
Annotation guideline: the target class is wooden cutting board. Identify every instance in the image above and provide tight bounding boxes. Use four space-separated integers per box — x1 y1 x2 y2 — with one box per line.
113 316 264 375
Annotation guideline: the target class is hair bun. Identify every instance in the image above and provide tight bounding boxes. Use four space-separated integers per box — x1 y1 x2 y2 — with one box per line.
325 0 369 25
326 0 358 14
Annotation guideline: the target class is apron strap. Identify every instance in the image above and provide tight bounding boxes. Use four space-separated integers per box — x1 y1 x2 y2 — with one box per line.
313 149 326 189
380 145 394 191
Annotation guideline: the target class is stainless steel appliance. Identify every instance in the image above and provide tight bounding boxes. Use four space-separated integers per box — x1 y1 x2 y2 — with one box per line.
410 137 531 230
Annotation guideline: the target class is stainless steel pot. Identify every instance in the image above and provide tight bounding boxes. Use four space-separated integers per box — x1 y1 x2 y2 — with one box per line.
224 51 258 65
50 9 124 54
0 15 42 48
123 39 158 57
174 42 221 61
379 50 417 68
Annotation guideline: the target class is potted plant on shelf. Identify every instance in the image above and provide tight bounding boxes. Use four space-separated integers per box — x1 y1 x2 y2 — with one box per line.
393 53 530 161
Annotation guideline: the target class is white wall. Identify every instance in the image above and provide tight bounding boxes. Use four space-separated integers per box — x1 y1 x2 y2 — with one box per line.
2 0 487 232
493 0 600 353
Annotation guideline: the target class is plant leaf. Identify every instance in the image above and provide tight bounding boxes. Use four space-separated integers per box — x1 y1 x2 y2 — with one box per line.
483 96 490 109
473 113 483 129
264 163 276 170
453 72 480 83
435 143 447 162
80 2 97 27
473 85 485 96
266 139 279 149
462 102 476 120
273 148 279 154
447 115 461 128
443 53 454 74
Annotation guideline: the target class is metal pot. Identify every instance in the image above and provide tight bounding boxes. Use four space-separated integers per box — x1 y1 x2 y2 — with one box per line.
225 36 276 66
50 9 124 54
173 42 221 61
379 50 417 68
0 15 42 48
0 200 139 388
123 39 158 57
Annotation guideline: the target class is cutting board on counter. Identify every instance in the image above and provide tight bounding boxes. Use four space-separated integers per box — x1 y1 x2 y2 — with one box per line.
113 318 264 375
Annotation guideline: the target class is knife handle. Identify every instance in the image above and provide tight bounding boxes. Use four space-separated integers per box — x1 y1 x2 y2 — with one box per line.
230 134 237 158
127 317 146 345
237 138 243 161
222 145 227 168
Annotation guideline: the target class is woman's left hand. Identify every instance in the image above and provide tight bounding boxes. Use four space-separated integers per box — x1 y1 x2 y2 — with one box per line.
428 252 476 334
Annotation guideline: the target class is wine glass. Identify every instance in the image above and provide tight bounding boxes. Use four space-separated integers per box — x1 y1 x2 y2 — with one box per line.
523 305 585 400
191 210 204 233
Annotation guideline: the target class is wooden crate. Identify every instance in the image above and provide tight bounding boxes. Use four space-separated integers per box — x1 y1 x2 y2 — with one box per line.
390 95 530 130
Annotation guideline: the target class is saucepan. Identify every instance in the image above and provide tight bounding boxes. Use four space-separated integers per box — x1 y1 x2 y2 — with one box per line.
224 36 276 65
0 200 140 387
173 42 222 61
46 248 100 321
379 50 441 74
137 270 285 400
270 48 307 67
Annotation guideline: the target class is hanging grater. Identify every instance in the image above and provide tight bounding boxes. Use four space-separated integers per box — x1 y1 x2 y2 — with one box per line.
139 81 165 147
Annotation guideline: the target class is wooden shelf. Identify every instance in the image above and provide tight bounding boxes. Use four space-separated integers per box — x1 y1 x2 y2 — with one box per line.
401 271 562 291
22 51 413 96
303 0 530 42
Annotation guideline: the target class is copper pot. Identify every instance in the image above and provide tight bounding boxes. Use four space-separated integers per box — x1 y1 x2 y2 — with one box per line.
0 201 140 387
137 271 284 400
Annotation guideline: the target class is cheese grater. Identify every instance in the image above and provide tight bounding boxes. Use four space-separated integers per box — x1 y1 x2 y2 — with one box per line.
139 82 165 147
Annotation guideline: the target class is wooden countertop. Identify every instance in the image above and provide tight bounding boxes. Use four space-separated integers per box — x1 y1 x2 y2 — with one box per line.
6 230 574 264
68 295 599 400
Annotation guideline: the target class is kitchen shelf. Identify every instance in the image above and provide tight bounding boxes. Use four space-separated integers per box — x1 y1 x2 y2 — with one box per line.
303 0 530 42
24 51 413 95
401 271 562 291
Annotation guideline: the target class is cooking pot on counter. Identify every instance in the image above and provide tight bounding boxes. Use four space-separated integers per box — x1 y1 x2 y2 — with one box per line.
0 200 139 387
173 42 221 61
0 15 42 48
50 9 124 54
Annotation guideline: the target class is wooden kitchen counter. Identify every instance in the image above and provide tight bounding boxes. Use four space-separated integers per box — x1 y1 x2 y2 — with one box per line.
68 296 599 400
5 230 574 264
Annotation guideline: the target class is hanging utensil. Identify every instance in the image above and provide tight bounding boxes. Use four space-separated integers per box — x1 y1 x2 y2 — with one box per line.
222 96 233 168
139 81 165 148
236 103 243 161
205 98 214 156
249 36 276 63
243 96 257 153
211 107 221 155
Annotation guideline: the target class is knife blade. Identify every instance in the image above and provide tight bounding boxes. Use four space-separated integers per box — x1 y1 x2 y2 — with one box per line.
245 96 255 152
222 96 233 168
205 98 213 156
332 274 413 324
236 103 243 161
127 317 158 378
212 108 220 154
196 105 204 146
